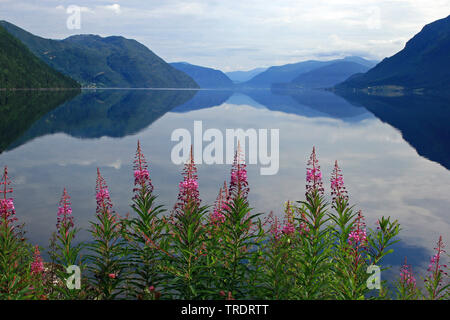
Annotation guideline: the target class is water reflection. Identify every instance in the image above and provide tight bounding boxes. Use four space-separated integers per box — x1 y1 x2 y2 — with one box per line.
336 91 450 170
6 89 196 151
0 88 448 278
0 90 79 153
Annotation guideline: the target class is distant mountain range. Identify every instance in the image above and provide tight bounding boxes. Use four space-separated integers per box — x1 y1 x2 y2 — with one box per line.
240 56 378 88
290 61 372 89
226 68 267 83
2 14 449 93
170 62 233 88
337 15 450 92
0 21 199 89
0 25 79 89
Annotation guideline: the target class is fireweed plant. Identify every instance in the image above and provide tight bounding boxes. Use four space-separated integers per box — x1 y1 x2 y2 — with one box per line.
0 144 448 300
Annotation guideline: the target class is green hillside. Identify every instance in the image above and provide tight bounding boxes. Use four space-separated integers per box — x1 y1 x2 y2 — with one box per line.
337 15 450 92
0 21 199 89
0 25 80 89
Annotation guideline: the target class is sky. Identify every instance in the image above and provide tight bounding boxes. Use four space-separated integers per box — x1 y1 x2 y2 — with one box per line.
0 0 449 71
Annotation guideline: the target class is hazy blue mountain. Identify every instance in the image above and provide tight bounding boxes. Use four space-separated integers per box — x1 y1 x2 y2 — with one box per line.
337 15 450 92
0 25 79 89
170 62 233 88
337 91 450 170
226 67 267 83
290 61 372 88
241 57 377 88
0 21 199 89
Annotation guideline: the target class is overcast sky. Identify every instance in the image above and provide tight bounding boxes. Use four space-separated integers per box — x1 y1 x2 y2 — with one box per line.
1 0 449 71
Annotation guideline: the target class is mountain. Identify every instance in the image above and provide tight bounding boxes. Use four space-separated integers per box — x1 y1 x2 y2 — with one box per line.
170 62 233 88
0 21 199 89
290 61 372 88
337 15 450 92
241 57 377 88
226 67 267 83
0 25 79 89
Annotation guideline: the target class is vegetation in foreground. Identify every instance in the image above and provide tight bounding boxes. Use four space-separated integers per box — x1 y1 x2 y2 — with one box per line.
0 143 448 300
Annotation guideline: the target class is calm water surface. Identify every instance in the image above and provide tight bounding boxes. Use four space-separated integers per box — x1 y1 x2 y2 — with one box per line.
0 88 449 278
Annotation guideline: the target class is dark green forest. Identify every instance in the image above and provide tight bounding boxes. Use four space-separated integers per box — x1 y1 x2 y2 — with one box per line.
0 25 80 89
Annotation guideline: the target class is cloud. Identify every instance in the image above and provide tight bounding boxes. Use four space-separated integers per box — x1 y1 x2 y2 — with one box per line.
101 4 121 14
2 0 450 70
55 5 94 14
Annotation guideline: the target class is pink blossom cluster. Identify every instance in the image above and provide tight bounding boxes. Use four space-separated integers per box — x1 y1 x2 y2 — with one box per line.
269 215 282 241
210 183 229 225
229 145 249 200
133 140 154 194
305 147 324 195
210 208 226 224
57 188 74 231
348 211 367 248
134 169 150 185
348 229 367 245
231 169 247 187
400 262 416 288
178 178 200 205
306 168 322 182
427 236 448 274
0 167 17 224
31 245 44 275
96 189 111 207
0 198 14 211
96 168 113 214
175 147 200 213
330 161 349 205
281 222 295 235
281 201 296 236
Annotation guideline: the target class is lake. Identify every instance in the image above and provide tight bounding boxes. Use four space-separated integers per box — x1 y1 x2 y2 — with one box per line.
0 88 449 280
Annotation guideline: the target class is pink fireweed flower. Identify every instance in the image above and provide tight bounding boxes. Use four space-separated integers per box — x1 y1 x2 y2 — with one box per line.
330 160 348 205
174 146 200 214
0 167 17 226
96 168 113 214
282 222 295 235
348 210 367 248
57 188 74 231
427 235 447 274
400 257 416 289
210 183 229 225
133 140 154 194
31 245 44 276
306 147 324 196
424 236 448 299
267 212 282 241
229 143 249 200
281 201 295 235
